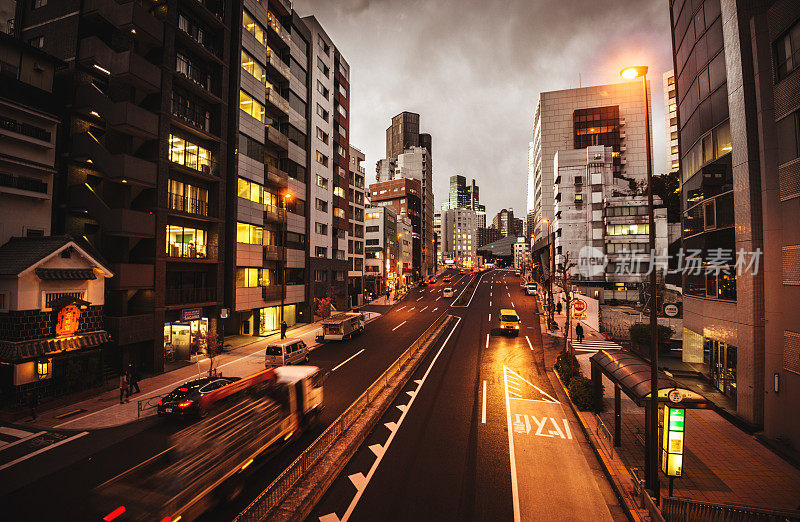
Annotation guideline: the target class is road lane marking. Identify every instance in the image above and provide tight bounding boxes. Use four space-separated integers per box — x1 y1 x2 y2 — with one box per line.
511 301 515 308
525 336 533 350
0 431 89 471
395 306 406 311
406 307 415 312
482 380 487 423
507 292 511 298
432 307 438 312
489 300 492 307
419 306 428 312
505 366 559 403
436 296 441 301
336 316 462 522
0 430 46 452
0 427 33 438
503 366 522 522
488 313 491 322
486 333 489 348
417 296 424 301
392 321 407 331
331 349 365 372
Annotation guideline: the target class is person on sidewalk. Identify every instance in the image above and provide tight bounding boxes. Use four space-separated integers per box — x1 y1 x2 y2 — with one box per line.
576 322 584 344
556 301 563 315
27 389 38 421
280 320 287 339
119 373 130 404
127 363 140 394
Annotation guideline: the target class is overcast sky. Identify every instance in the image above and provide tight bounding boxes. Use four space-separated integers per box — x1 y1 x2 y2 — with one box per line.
294 0 674 221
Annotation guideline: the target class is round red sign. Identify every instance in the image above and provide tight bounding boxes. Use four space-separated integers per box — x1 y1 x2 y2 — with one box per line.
572 299 587 313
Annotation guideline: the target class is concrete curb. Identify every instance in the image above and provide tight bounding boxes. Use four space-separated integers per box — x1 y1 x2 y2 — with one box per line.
261 315 454 522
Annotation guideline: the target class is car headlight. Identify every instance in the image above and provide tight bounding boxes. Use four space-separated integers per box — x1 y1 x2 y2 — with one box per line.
514 325 519 329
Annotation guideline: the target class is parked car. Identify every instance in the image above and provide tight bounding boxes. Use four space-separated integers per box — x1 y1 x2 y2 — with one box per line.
157 376 241 418
524 283 537 295
443 287 454 298
264 337 309 367
499 308 520 336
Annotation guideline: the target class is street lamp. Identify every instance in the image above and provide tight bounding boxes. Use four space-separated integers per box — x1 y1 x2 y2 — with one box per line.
280 192 292 338
621 64 659 501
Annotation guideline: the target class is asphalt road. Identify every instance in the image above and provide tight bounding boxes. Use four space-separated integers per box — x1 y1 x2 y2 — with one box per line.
308 269 626 522
0 269 469 521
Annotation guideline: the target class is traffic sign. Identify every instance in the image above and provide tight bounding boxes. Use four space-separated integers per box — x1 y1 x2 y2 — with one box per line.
573 299 587 313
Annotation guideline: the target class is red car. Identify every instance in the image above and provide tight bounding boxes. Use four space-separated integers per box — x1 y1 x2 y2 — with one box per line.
427 276 437 284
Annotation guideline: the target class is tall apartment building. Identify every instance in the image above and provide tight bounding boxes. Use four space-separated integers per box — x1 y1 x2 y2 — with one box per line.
663 70 679 173
363 206 397 296
15 0 233 373
348 145 365 306
398 214 413 286
434 209 442 264
441 207 478 267
0 32 60 246
526 140 536 244
378 111 434 277
369 177 422 279
227 0 308 338
302 16 350 312
528 82 652 243
670 0 800 449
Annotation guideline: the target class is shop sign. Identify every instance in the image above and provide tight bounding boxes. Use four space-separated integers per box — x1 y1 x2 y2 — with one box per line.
220 308 229 319
181 308 202 322
663 303 681 317
55 304 81 337
661 405 685 477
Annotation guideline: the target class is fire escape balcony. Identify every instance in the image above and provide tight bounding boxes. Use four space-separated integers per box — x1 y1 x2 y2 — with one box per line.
72 131 156 187
83 0 163 48
75 83 158 139
77 36 160 92
69 183 155 238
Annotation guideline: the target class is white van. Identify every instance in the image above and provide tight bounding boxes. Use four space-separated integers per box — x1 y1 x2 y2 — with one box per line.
443 287 454 298
265 338 309 367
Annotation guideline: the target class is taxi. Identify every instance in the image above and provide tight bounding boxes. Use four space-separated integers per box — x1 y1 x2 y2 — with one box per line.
499 308 520 336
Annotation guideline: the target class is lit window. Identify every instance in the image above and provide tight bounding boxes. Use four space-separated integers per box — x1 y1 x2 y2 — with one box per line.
241 50 266 85
242 10 266 47
316 151 329 166
334 207 345 219
166 225 208 258
240 90 266 122
236 222 263 245
169 134 213 173
334 187 345 198
316 175 329 190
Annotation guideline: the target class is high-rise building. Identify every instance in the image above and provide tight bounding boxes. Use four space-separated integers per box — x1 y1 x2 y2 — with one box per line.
302 16 350 312
492 208 521 237
670 0 800 449
363 206 397 296
377 112 434 277
529 83 652 243
228 1 307 338
476 226 502 248
663 70 679 173
526 140 536 245
368 177 422 279
434 209 442 264
348 146 366 306
15 0 234 373
441 175 486 226
441 207 478 267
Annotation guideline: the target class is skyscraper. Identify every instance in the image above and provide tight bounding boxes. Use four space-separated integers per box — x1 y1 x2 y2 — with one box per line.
442 175 486 226
663 70 679 173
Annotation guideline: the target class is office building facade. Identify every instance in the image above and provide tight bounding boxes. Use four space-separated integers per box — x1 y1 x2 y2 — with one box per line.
369 177 422 280
441 207 478 267
363 206 397 296
663 70 680 173
348 145 365 306
529 82 652 243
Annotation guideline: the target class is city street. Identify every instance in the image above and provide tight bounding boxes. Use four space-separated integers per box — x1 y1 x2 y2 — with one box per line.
0 270 471 521
309 270 626 521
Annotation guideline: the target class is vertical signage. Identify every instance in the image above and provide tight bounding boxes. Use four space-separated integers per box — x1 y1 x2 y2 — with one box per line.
661 405 685 477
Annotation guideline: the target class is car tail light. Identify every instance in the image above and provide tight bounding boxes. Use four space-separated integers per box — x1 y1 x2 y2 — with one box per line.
178 387 188 392
178 400 194 408
158 399 162 406
103 506 126 521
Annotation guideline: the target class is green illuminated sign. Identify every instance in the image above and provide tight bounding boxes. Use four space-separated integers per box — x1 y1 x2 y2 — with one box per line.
662 405 685 477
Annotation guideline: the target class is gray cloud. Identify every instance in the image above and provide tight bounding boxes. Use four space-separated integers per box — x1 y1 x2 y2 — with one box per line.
294 0 674 220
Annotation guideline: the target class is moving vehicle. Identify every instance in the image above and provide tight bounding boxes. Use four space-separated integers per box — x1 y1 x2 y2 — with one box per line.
500 308 520 336
97 366 324 522
320 312 365 341
419 279 428 287
157 376 241 418
443 287 454 298
460 269 467 275
524 283 537 296
427 276 437 284
443 275 453 283
264 337 309 367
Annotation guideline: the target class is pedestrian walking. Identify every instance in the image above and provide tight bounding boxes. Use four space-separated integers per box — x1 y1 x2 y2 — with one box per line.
576 322 584 344
27 389 38 421
280 320 287 339
556 301 563 315
119 373 130 404
128 363 140 394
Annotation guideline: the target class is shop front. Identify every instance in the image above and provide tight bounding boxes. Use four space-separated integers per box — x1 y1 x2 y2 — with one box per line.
163 308 211 362
259 304 296 336
706 338 737 401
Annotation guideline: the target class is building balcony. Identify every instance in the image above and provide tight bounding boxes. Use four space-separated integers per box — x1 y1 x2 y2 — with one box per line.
74 83 158 139
166 286 217 306
83 0 163 48
265 87 289 117
262 285 283 302
0 173 48 199
78 36 160 92
69 183 155 238
266 11 290 48
263 244 285 261
171 97 213 135
270 0 292 16
265 163 288 187
266 49 290 80
264 204 286 223
105 314 154 346
107 263 154 289
72 131 156 187
167 193 210 218
265 125 288 151
166 243 218 261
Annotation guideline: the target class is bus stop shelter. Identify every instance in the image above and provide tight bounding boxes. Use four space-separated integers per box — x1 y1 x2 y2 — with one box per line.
589 350 710 447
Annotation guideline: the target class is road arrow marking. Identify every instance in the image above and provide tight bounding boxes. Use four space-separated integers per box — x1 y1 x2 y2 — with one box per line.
369 444 385 457
349 472 367 491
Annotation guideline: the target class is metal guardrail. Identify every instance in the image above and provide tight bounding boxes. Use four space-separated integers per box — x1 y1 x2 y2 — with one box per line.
661 497 800 522
234 313 451 522
137 395 164 418
594 413 614 457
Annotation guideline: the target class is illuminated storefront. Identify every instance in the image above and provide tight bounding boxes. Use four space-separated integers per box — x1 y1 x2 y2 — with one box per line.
258 304 296 336
163 308 209 362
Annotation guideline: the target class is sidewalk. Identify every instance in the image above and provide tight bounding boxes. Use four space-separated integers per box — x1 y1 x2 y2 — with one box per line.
17 315 380 431
543 306 800 514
